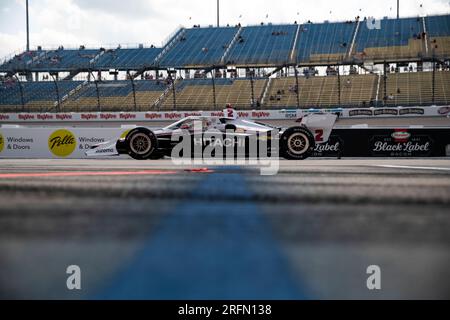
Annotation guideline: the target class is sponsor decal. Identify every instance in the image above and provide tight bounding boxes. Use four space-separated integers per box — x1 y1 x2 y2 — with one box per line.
438 106 450 115
183 112 202 117
374 108 399 116
0 114 11 121
391 130 411 143
370 134 432 157
251 111 270 119
37 114 54 121
238 112 250 118
193 136 246 148
211 111 224 117
56 113 73 121
312 136 342 157
281 110 298 119
95 148 115 154
0 132 3 153
349 109 373 117
18 114 35 121
119 113 136 120
164 113 182 120
399 108 425 116
78 136 107 150
5 136 33 151
48 129 76 157
145 113 163 120
100 113 117 120
80 114 98 120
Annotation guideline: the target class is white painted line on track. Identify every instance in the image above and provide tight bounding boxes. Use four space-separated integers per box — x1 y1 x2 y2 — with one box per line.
374 165 450 172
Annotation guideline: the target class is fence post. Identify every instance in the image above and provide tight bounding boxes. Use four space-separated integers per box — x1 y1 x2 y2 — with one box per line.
89 70 101 112
294 66 300 109
129 72 137 111
211 69 217 110
14 74 26 112
50 73 61 112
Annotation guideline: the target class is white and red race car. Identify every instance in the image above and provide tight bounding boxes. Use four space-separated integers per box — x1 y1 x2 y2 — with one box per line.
86 110 338 160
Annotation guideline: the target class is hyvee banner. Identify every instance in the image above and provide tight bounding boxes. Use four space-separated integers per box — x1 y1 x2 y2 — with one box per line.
0 127 129 159
0 106 448 124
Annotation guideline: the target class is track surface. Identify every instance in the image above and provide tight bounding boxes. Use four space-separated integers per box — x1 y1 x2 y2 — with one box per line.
0 158 449 299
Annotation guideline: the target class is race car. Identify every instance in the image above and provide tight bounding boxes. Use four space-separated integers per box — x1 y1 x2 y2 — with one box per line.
86 109 337 160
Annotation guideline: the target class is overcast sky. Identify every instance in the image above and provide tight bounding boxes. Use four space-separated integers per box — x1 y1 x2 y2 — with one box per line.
1 0 449 58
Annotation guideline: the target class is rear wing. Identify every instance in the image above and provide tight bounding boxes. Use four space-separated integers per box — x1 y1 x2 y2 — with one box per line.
298 113 338 143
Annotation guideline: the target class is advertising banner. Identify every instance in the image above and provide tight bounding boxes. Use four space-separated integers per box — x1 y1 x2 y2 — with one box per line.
0 127 128 159
0 126 449 159
0 106 447 124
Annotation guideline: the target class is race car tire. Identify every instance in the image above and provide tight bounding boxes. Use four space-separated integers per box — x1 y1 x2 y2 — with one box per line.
225 124 237 132
125 128 158 160
280 126 315 160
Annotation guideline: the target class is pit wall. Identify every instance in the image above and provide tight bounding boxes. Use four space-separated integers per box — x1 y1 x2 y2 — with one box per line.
1 126 450 159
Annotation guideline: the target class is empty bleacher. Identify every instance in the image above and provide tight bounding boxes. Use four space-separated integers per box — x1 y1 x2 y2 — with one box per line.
62 80 167 112
426 15 450 58
0 80 82 112
265 74 378 108
1 14 449 112
0 49 102 72
225 25 298 66
1 71 449 112
160 78 267 110
0 15 449 72
295 22 356 64
159 27 238 68
95 48 162 70
353 17 425 61
384 71 450 106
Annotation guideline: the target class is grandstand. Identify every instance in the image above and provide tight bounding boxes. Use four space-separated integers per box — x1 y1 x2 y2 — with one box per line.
1 14 449 112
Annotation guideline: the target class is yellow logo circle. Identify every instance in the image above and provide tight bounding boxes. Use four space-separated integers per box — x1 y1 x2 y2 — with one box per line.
0 133 4 154
120 129 131 139
48 129 76 157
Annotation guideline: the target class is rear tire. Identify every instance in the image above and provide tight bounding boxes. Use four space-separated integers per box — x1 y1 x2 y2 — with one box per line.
125 128 158 160
280 126 315 160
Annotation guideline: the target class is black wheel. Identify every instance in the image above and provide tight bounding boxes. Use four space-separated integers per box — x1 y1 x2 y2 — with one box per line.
280 126 315 160
125 128 158 160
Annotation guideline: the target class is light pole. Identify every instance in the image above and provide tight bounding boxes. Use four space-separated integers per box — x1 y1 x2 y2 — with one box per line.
397 0 400 19
26 0 30 51
217 0 220 27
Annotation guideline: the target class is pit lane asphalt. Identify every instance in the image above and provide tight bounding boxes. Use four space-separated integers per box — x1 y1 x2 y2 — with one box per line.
0 158 449 299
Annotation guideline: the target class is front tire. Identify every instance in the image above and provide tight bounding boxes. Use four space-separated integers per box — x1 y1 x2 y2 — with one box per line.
125 128 158 160
280 126 315 160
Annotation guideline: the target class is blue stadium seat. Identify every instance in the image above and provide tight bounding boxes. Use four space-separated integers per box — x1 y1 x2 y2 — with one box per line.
159 27 238 68
0 80 82 105
355 17 423 52
226 24 297 65
426 15 450 37
296 22 356 62
95 48 162 70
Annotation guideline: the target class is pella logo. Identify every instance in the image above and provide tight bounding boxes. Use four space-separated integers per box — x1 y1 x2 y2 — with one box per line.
391 131 411 142
48 129 76 157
